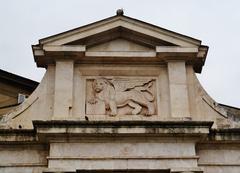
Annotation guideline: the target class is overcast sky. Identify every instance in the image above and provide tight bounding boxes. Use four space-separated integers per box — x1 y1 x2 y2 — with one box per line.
0 0 239 108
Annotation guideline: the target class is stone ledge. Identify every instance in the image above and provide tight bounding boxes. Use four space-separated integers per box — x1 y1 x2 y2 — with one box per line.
42 168 203 173
209 128 240 141
33 120 213 136
0 163 47 167
46 156 200 160
0 129 36 143
33 120 213 128
198 163 240 166
2 121 240 143
43 168 171 173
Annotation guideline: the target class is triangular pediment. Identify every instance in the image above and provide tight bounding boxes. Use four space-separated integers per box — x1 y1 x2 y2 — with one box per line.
38 15 201 48
66 26 176 49
32 14 208 73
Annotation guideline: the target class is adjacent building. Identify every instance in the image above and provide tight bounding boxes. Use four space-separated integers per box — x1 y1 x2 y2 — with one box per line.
0 69 38 115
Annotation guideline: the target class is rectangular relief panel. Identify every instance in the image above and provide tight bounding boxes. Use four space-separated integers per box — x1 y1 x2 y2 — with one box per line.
85 77 158 116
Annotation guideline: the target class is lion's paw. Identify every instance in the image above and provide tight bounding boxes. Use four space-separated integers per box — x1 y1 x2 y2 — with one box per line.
88 98 97 104
145 111 154 116
109 111 117 117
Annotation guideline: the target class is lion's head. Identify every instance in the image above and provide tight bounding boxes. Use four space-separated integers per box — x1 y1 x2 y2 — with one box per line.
92 78 107 93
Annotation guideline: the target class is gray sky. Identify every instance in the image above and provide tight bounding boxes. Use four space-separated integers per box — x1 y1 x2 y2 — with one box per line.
0 0 239 108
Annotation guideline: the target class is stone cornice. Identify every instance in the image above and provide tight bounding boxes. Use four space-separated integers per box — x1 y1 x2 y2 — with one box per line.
32 44 207 73
1 121 240 143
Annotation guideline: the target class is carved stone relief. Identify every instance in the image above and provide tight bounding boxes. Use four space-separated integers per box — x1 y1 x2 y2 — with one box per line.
86 77 157 116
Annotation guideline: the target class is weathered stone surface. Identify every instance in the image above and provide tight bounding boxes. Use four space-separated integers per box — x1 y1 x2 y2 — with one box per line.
86 78 157 116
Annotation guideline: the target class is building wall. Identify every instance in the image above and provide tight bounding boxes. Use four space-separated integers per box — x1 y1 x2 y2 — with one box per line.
0 70 38 116
0 144 48 173
0 140 240 173
197 143 240 173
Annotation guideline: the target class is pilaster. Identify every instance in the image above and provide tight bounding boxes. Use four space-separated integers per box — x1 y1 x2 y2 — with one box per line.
167 61 190 118
53 60 74 119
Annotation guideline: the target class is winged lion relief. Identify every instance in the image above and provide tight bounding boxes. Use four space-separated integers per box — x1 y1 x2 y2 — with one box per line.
86 78 157 116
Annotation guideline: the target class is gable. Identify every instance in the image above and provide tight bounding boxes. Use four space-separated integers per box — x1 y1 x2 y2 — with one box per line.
39 15 201 47
66 27 176 48
32 13 208 73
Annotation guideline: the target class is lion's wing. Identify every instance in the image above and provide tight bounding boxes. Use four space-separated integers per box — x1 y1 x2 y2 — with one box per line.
110 78 154 92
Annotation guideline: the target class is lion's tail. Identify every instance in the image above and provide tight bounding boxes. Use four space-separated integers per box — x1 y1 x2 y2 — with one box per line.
136 81 155 102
